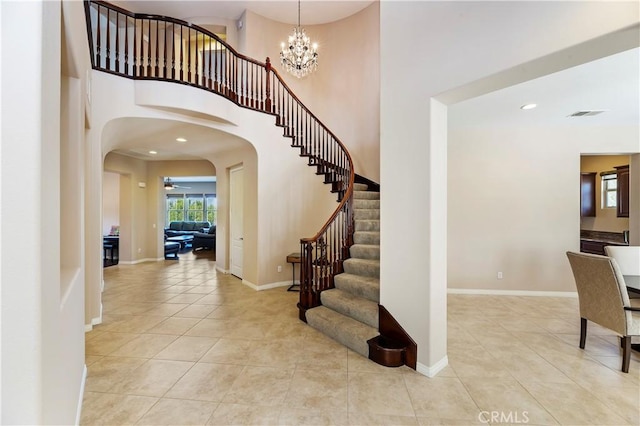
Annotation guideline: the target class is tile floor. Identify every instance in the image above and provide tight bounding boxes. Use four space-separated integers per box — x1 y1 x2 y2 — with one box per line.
82 252 640 425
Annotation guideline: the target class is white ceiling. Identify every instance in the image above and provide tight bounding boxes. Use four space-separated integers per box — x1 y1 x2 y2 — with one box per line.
110 0 376 25
107 117 250 161
449 47 640 129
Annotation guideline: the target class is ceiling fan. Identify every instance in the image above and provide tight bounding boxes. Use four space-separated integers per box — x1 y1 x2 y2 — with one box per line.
164 178 191 190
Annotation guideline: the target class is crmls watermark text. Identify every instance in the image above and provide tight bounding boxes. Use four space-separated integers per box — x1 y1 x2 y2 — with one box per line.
478 410 530 424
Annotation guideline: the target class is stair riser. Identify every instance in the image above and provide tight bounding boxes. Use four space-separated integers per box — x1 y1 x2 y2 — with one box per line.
350 245 380 260
344 259 380 279
353 232 380 245
321 290 379 328
354 209 380 220
354 191 380 200
334 275 380 303
354 199 380 209
353 183 368 191
355 220 380 232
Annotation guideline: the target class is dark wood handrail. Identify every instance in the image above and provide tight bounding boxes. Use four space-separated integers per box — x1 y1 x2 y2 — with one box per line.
84 0 355 318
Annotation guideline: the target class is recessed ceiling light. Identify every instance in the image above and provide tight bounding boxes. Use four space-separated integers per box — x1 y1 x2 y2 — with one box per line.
149 150 157 154
520 103 537 110
176 137 187 142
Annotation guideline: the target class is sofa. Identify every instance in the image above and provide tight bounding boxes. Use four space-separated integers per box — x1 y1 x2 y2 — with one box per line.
192 226 216 252
164 221 211 237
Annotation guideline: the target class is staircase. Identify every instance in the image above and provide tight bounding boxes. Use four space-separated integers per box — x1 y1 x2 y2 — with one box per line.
306 183 380 356
85 0 415 368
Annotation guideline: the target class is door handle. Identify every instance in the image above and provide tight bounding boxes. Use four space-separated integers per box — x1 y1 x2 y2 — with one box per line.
239 237 244 240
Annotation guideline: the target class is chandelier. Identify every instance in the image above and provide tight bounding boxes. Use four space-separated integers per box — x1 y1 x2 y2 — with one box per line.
280 0 318 78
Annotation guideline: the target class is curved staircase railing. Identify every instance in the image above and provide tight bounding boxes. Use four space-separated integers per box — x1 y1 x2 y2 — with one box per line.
84 0 354 318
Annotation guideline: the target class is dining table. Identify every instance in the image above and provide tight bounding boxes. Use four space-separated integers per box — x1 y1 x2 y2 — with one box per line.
624 275 640 352
624 275 640 292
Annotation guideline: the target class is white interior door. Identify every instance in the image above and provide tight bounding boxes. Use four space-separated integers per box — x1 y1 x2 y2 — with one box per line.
229 166 244 278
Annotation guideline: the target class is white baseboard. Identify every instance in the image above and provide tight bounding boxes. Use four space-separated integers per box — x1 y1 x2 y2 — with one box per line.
75 364 87 425
216 266 230 274
416 356 448 378
241 279 256 289
84 304 103 332
118 258 157 265
448 288 578 298
241 279 292 291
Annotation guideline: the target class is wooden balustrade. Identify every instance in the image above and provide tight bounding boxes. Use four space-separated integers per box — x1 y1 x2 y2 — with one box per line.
85 0 355 319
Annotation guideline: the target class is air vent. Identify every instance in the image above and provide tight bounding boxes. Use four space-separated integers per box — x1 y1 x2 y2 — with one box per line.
568 110 606 117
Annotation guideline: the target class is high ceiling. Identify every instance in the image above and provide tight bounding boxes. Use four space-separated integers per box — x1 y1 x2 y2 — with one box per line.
106 2 639 163
110 0 376 25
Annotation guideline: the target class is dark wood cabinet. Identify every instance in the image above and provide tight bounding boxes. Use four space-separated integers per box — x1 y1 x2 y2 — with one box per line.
580 239 627 256
580 239 605 255
580 172 596 217
616 165 629 218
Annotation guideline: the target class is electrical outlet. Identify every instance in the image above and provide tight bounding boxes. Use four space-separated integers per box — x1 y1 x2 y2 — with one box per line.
138 248 142 254
277 265 282 273
497 271 503 279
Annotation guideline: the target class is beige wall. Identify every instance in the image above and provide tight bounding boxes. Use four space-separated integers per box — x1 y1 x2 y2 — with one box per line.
448 127 639 293
241 3 380 182
580 154 631 233
103 153 148 262
102 171 120 235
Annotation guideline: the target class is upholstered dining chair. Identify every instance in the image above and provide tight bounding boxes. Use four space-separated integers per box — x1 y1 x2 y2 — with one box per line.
566 251 640 373
604 246 640 276
605 246 640 298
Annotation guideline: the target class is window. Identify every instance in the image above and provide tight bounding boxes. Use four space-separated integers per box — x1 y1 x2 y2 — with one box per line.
206 194 217 224
602 173 617 208
186 196 204 221
166 195 185 222
166 193 216 225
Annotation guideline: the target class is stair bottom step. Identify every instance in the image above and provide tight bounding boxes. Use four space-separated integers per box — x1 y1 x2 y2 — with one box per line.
306 306 378 357
367 335 406 367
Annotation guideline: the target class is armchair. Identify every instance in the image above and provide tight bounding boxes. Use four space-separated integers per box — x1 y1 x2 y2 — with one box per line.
192 225 216 253
566 251 640 373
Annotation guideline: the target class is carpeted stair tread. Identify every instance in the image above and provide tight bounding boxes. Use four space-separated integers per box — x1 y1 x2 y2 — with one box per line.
344 258 380 278
354 199 380 209
321 288 379 328
334 273 380 302
305 306 379 357
354 231 380 245
354 209 380 220
354 191 380 200
355 219 380 232
350 244 380 260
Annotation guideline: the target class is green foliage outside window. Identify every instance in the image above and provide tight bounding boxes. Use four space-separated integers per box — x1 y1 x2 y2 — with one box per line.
187 198 204 221
166 194 216 225
206 195 217 225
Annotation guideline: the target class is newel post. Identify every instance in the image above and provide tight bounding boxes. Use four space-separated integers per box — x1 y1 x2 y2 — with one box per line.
298 241 315 321
265 57 272 113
